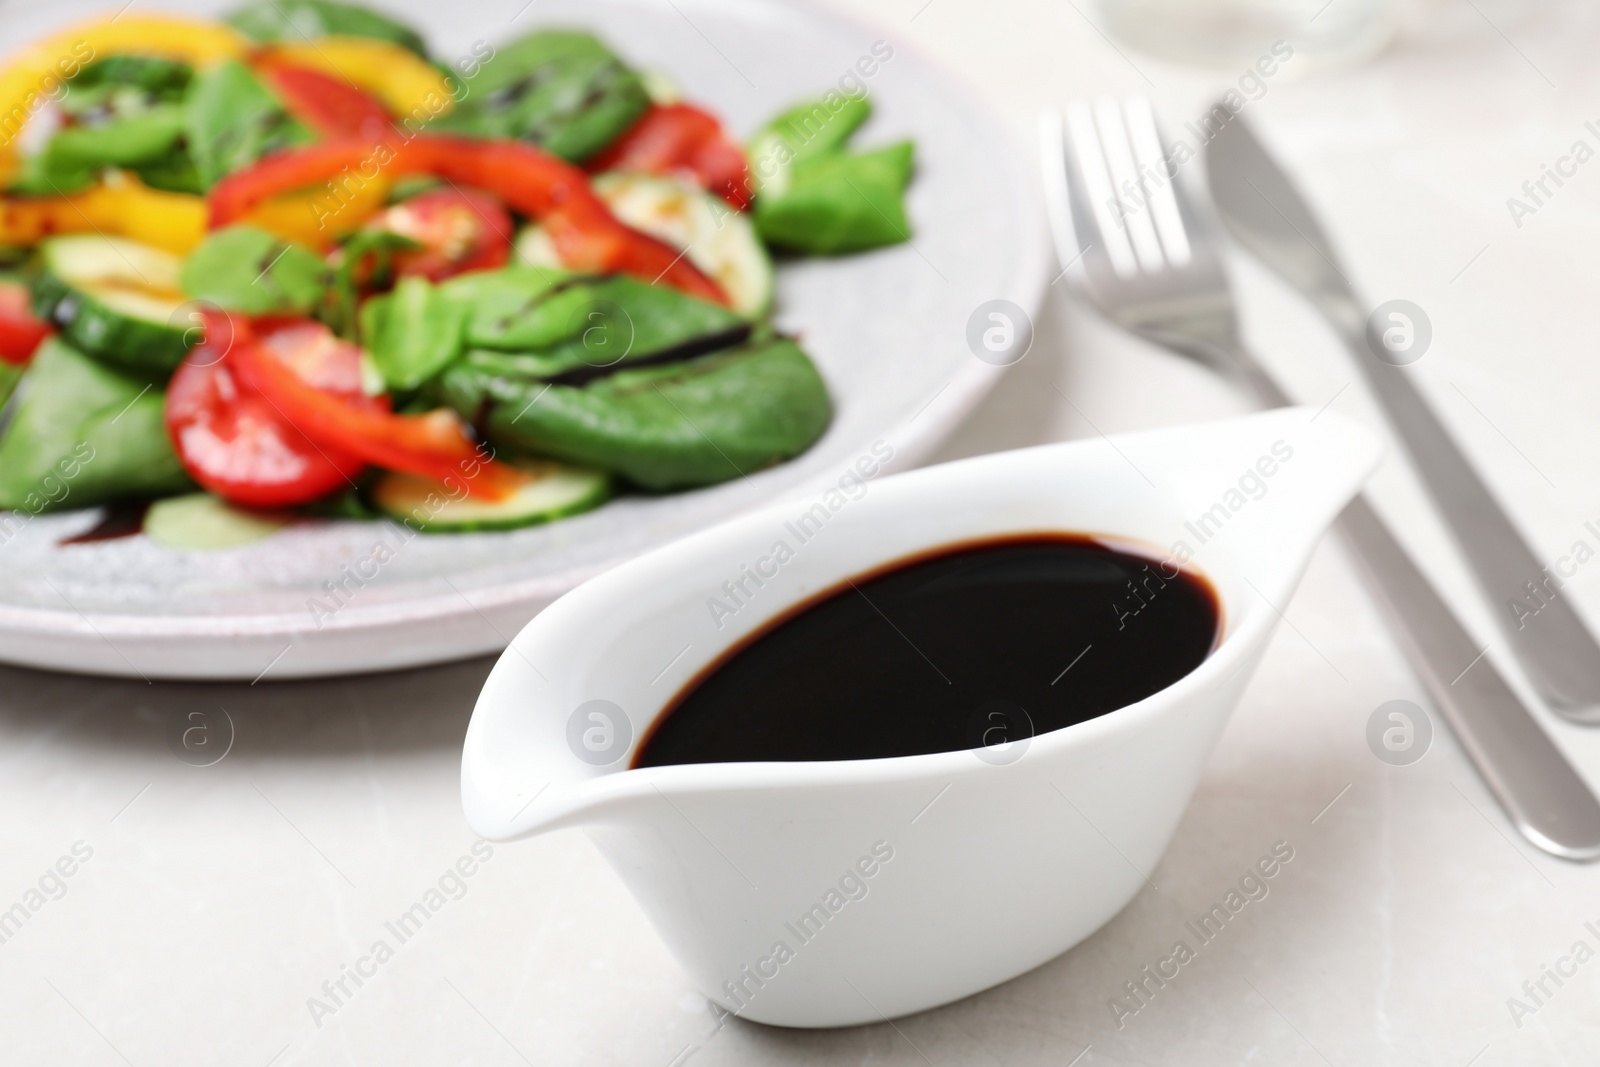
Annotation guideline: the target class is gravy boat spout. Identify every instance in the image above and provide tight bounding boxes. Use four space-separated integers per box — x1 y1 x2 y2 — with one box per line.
461 408 1380 1028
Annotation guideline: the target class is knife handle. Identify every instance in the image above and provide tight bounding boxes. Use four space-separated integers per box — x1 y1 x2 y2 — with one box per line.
1338 495 1600 859
1323 296 1600 721
1226 345 1600 859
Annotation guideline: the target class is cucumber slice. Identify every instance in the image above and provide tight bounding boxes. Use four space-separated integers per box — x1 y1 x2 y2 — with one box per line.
512 224 562 272
370 460 611 532
34 235 191 376
41 233 182 290
516 173 774 318
595 172 773 318
144 493 291 550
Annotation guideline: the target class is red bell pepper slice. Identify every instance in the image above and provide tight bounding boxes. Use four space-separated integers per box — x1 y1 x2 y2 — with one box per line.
207 138 375 224
207 135 728 304
219 313 517 497
255 60 393 140
589 103 752 210
0 280 52 366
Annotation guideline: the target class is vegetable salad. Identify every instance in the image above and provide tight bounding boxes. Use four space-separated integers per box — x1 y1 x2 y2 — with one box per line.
0 1 914 540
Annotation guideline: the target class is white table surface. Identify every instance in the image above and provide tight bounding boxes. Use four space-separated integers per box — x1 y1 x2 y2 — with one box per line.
5 1 1600 1064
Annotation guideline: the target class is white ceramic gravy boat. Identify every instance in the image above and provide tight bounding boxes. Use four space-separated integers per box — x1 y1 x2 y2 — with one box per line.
461 408 1380 1028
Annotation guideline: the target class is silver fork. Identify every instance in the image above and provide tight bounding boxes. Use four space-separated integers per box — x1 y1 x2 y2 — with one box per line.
1040 98 1600 861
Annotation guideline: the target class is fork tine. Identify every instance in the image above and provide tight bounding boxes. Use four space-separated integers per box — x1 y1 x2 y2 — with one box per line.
1121 96 1192 267
1093 98 1166 273
1064 100 1139 278
1044 94 1241 371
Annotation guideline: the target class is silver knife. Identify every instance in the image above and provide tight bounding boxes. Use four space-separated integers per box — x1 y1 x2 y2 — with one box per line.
1045 100 1600 859
1206 110 1600 723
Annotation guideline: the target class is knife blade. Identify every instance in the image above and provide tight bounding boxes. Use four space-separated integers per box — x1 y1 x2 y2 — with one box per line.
1206 110 1600 722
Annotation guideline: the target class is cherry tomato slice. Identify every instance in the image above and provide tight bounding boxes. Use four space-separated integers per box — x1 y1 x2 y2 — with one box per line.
259 319 373 393
0 281 52 366
589 103 751 210
255 60 393 140
165 322 369 507
375 187 513 281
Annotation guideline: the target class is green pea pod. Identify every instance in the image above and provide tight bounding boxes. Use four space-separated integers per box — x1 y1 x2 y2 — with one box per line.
755 141 914 255
226 0 429 57
433 31 648 162
0 338 192 512
179 225 328 316
360 275 470 391
185 59 315 189
440 337 832 491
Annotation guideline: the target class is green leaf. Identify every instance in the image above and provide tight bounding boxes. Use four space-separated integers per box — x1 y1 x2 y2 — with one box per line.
227 0 429 57
5 153 96 197
755 141 914 255
746 94 872 198
68 55 193 97
22 59 199 195
61 56 194 123
438 265 578 350
433 31 648 162
180 225 328 315
319 229 418 340
44 104 187 170
440 338 832 491
433 268 750 384
776 94 873 156
0 337 192 512
744 93 916 254
0 361 20 411
184 59 314 188
359 275 470 391
131 146 204 195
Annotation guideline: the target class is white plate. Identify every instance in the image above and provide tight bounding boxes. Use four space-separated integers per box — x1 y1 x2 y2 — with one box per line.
0 0 1049 680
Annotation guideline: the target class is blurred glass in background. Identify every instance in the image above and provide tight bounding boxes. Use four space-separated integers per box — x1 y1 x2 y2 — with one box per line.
1096 0 1399 69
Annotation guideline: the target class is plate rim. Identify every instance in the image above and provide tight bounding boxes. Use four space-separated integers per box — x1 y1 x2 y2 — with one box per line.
0 0 1052 678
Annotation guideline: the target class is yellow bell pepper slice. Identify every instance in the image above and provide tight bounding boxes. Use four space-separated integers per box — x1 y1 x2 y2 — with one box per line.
0 15 249 176
0 171 389 257
244 173 393 250
0 171 206 255
255 37 455 123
